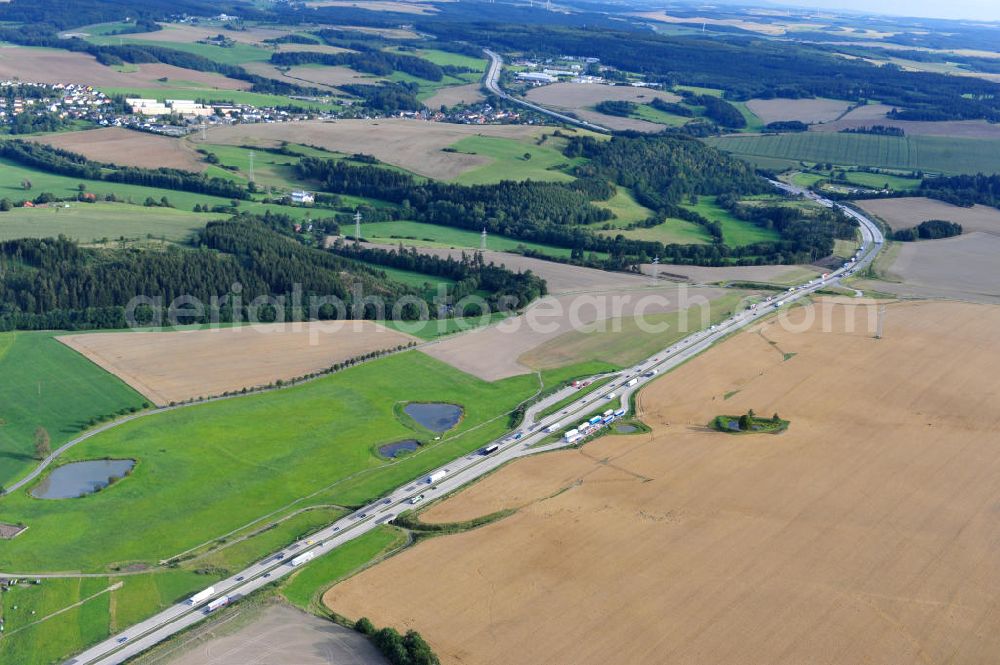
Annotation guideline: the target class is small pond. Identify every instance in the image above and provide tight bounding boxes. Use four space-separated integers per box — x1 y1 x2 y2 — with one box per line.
31 459 135 499
615 424 638 434
404 403 463 433
379 439 420 458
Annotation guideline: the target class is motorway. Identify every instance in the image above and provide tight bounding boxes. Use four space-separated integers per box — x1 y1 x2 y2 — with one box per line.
482 49 612 133
70 185 883 664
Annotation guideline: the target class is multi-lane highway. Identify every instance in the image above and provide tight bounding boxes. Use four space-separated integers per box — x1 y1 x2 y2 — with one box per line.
482 49 611 133
70 186 883 664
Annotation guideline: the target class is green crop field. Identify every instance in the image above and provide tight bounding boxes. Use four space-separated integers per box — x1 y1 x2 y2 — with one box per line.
389 70 482 102
450 135 579 185
707 132 1000 175
629 104 690 127
87 35 273 66
282 526 406 611
0 157 342 223
0 332 147 487
0 569 208 665
0 202 214 242
593 188 656 225
0 352 538 571
843 170 921 191
682 196 780 246
358 220 577 258
600 217 713 245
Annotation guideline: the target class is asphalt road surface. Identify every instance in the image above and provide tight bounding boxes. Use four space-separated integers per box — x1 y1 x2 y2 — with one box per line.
69 186 883 665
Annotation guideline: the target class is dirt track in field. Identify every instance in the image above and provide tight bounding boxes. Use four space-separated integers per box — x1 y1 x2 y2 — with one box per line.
746 97 852 124
855 197 1000 234
59 321 416 405
525 83 680 132
35 128 204 171
0 47 247 89
325 299 1000 665
204 119 546 179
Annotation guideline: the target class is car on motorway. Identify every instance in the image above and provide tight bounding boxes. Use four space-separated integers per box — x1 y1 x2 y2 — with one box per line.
263 573 271 578
235 576 244 581
275 553 285 560
117 637 128 644
410 494 426 505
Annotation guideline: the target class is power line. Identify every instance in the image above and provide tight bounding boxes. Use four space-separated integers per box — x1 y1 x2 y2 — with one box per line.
354 209 362 244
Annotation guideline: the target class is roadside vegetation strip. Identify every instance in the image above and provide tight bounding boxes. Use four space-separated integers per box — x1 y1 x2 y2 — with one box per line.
281 526 407 612
535 376 618 421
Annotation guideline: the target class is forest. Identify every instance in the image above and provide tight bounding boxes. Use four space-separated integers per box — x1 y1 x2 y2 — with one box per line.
918 174 1000 209
0 212 550 330
271 48 444 82
298 134 853 268
426 23 1000 122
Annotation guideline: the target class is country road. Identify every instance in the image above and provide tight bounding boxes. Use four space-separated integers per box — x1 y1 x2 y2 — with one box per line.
66 184 885 665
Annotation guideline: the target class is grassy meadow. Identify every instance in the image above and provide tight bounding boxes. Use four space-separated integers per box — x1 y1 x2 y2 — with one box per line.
0 352 538 571
0 332 147 487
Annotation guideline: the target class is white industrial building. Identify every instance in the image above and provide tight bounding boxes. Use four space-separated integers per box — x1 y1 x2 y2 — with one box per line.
517 72 557 84
289 190 315 205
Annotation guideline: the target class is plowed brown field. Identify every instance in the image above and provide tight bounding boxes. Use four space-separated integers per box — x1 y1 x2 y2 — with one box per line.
325 299 1000 665
36 128 204 171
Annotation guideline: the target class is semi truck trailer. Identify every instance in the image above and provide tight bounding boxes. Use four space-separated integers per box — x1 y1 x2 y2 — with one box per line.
290 551 316 567
189 587 215 605
205 596 229 613
426 470 447 484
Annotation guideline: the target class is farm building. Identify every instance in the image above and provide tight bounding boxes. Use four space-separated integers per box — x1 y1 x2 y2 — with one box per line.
289 190 315 205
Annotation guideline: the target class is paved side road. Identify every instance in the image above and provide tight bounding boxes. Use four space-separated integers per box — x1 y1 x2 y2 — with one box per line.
69 188 884 665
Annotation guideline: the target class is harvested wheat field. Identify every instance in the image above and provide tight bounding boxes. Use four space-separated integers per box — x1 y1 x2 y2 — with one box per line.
0 47 246 89
638 261 820 285
205 119 547 179
241 62 377 91
59 321 416 405
525 83 679 132
307 0 442 14
745 97 852 124
327 299 1000 665
35 128 203 171
424 83 485 109
860 232 1000 303
855 197 1000 234
812 107 1000 139
107 23 292 45
422 285 727 381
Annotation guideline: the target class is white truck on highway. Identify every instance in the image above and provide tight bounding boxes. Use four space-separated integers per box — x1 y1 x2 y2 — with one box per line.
425 470 447 484
204 596 229 613
625 378 638 387
188 587 215 605
543 422 562 433
290 551 315 567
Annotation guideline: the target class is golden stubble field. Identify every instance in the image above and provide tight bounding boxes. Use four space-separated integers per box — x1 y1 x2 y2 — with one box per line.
325 299 1000 665
59 321 416 405
0 47 247 89
205 119 549 179
35 128 205 171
